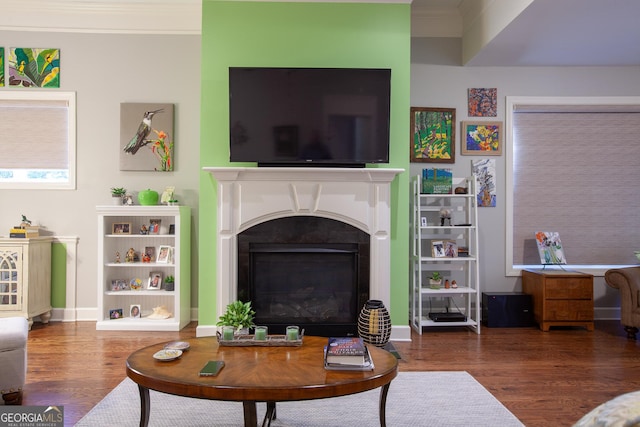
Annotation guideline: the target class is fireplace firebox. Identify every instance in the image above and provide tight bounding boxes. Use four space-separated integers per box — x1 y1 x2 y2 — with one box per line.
237 216 370 336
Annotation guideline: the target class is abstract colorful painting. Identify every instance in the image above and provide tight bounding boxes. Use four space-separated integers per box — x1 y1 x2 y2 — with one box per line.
472 158 496 207
535 231 567 265
8 48 60 88
410 107 455 163
120 103 175 171
468 88 497 117
461 121 502 155
0 48 4 87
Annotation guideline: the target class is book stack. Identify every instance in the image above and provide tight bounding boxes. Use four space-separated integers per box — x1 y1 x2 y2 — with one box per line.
422 168 453 194
9 226 40 238
324 337 374 371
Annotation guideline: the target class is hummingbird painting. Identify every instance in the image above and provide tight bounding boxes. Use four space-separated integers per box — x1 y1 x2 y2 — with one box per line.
123 108 164 155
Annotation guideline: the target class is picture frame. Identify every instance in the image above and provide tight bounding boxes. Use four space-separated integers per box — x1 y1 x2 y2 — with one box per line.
110 279 129 291
109 308 123 319
156 245 171 263
112 222 131 234
130 304 141 318
410 107 455 163
147 272 163 290
461 121 503 155
168 224 175 235
431 240 446 258
444 240 458 257
149 218 161 235
421 217 428 227
143 246 156 263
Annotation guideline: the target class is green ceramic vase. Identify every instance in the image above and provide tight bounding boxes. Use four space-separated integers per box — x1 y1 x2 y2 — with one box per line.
138 189 159 206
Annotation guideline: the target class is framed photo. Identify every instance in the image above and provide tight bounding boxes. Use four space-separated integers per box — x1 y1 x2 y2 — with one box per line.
444 240 458 257
143 246 156 263
420 217 428 227
148 272 163 290
431 240 446 258
112 222 131 234
110 279 129 291
168 224 175 235
410 107 455 163
461 121 502 155
109 308 123 319
149 218 161 234
130 304 141 318
156 245 171 263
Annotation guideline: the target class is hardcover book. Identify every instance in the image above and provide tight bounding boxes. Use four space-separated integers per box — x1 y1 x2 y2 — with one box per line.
422 168 452 194
324 345 374 371
325 337 366 366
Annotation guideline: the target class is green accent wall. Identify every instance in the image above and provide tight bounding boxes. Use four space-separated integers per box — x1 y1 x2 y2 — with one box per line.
200 1 410 327
51 242 67 308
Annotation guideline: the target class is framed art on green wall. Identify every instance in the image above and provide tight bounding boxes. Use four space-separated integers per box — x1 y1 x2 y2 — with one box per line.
410 107 455 163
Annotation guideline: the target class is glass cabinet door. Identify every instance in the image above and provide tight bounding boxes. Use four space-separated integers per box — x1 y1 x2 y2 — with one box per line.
0 248 22 311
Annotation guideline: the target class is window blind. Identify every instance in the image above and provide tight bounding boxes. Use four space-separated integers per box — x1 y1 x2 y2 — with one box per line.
512 107 640 266
0 99 69 169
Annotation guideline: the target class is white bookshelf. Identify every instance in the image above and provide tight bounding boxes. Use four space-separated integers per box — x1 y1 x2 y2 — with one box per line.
96 205 190 331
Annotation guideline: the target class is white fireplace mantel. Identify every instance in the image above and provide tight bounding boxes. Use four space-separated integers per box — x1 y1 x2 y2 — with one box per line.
202 167 403 336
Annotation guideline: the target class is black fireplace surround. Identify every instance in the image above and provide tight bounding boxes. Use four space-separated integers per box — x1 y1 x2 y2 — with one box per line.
237 216 370 337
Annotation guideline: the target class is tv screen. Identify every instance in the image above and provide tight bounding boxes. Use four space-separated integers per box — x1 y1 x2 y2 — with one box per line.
229 67 391 166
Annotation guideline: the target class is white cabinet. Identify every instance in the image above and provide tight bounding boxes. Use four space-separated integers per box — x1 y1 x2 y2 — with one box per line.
410 176 480 334
96 206 190 331
0 237 52 329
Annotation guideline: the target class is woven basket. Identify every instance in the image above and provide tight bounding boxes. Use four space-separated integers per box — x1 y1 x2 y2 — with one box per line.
357 300 391 347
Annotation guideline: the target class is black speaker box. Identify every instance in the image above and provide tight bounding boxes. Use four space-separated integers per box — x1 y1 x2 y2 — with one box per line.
482 292 535 327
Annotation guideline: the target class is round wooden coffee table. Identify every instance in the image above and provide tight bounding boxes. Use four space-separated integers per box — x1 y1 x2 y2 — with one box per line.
126 336 398 427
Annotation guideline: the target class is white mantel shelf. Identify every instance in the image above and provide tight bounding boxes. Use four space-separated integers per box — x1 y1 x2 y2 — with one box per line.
202 166 404 338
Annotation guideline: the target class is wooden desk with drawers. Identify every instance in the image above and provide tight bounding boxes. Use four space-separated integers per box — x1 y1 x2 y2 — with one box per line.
522 269 594 332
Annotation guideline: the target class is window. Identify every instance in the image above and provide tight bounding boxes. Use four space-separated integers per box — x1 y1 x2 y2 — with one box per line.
506 96 640 276
0 91 76 189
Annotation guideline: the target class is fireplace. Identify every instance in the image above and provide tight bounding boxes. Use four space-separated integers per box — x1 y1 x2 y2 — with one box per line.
202 167 403 339
237 216 369 336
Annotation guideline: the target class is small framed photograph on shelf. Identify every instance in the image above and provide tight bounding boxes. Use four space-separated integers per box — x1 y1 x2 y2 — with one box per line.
112 222 131 234
110 279 129 291
156 245 171 263
143 246 156 263
420 217 427 227
444 240 458 257
431 240 446 258
130 304 141 318
109 308 123 319
149 218 161 235
148 272 163 290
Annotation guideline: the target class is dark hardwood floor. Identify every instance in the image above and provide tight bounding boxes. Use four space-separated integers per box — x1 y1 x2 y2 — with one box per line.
21 320 639 426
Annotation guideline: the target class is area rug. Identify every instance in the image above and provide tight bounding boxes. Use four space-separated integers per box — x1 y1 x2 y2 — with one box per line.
76 371 523 426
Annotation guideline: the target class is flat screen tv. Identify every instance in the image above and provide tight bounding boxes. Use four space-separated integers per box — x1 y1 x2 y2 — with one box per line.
229 67 391 167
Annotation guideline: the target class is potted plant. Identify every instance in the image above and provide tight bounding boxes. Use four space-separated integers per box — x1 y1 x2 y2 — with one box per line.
429 272 442 289
216 301 255 334
163 275 175 291
110 187 126 205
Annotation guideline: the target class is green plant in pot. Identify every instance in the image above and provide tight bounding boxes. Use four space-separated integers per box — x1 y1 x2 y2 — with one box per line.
216 301 255 334
164 275 175 291
429 272 442 289
110 187 126 205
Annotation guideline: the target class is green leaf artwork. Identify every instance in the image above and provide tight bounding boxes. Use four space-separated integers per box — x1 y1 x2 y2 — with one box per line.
8 48 60 88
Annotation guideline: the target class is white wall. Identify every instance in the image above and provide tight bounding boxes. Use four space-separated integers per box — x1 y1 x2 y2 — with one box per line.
410 37 640 315
0 31 202 312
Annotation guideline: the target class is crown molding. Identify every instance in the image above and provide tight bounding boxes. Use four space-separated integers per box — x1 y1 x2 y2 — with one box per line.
0 0 201 34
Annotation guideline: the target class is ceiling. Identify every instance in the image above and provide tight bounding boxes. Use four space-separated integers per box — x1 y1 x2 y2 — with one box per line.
3 0 640 67
412 0 640 66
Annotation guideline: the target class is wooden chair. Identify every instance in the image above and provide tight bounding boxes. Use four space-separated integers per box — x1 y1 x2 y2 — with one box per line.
604 267 640 340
